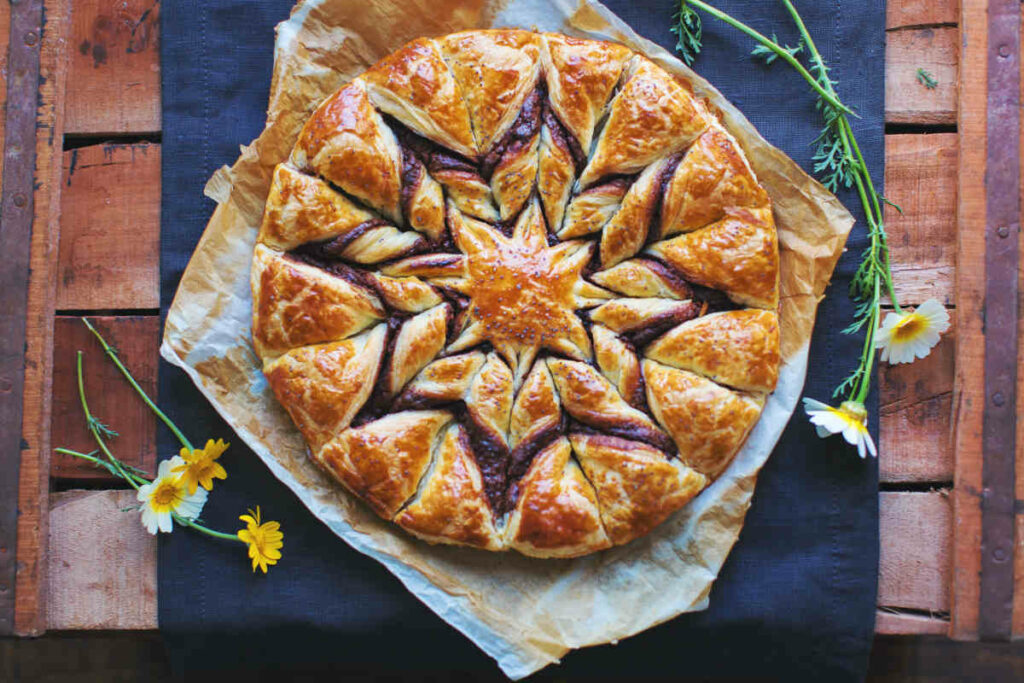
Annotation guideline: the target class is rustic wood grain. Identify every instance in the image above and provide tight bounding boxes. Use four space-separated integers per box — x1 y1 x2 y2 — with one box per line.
1016 2 1024 639
12 0 72 637
887 0 960 29
48 490 156 630
50 316 160 480
886 27 959 125
65 0 160 135
879 491 953 612
875 610 950 635
880 320 956 483
56 143 160 310
0 2 9 185
950 0 986 641
884 134 958 307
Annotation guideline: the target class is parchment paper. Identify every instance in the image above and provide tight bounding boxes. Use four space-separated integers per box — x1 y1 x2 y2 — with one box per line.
161 0 855 677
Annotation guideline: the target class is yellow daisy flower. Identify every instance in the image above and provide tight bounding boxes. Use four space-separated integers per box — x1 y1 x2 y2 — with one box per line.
875 298 950 365
238 506 283 573
802 398 877 459
173 438 229 494
137 456 208 534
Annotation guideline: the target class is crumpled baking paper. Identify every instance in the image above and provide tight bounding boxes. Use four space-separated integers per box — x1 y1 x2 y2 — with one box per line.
161 0 855 677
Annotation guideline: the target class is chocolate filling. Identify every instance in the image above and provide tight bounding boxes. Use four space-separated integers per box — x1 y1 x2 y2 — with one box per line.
480 88 543 180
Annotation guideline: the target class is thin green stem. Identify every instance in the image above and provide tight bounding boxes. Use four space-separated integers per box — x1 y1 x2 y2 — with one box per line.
82 317 194 452
855 277 881 404
77 352 141 491
173 513 242 542
685 0 855 115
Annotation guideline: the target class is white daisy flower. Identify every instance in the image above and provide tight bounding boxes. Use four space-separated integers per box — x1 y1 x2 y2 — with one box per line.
137 456 208 534
875 298 950 365
802 398 877 459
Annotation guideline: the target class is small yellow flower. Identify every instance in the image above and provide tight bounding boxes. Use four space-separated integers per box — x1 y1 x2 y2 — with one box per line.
137 456 208 534
875 298 950 365
173 438 229 495
238 506 283 573
802 398 877 459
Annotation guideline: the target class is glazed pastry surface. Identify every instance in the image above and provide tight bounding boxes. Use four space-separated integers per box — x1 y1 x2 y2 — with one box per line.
254 29 781 557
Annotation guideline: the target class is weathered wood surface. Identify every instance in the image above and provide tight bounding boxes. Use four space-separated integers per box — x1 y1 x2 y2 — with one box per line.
48 490 157 630
56 143 161 310
879 491 953 613
886 27 959 125
875 610 950 635
949 0 986 641
887 0 960 29
884 134 957 308
9 0 72 637
1016 1 1024 638
50 316 160 479
65 0 160 135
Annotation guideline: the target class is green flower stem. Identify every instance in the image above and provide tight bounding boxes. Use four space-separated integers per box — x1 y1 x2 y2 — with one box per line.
81 317 194 452
855 277 882 404
172 512 242 542
77 352 142 491
684 0 854 115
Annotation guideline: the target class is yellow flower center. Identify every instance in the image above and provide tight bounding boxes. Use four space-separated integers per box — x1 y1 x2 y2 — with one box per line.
151 481 182 511
838 401 868 426
892 313 925 341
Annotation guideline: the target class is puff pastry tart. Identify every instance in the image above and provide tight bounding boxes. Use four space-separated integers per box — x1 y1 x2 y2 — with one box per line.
252 30 781 558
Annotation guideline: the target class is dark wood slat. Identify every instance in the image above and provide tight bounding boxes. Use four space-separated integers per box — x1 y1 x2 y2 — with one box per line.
1 0 70 637
978 0 1020 641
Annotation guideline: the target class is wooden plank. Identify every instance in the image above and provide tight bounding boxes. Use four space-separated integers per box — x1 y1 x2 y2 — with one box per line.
65 0 160 135
1015 2 1024 640
0 2 10 183
3 0 71 638
978 0 1020 641
951 0 987 640
879 491 953 613
876 610 950 635
48 490 156 630
884 134 958 307
880 319 956 483
886 27 959 125
887 0 960 30
50 317 160 480
56 143 160 310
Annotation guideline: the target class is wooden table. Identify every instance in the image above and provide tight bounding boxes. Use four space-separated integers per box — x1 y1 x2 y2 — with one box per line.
1 0 1020 645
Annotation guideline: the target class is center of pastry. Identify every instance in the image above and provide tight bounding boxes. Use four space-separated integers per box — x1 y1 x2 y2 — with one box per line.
452 201 595 368
466 233 574 348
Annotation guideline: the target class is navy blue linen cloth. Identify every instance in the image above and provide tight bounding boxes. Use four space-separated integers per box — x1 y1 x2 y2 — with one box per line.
159 1 882 679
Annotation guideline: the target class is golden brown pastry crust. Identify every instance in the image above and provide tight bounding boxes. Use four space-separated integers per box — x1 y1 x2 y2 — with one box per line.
395 424 503 549
659 125 770 237
643 361 765 479
646 309 781 393
361 38 479 159
438 29 541 153
646 207 780 309
292 80 403 223
569 433 707 545
541 34 631 153
251 245 385 358
580 56 710 186
253 31 782 557
504 437 611 558
264 326 386 450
